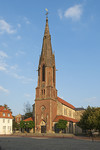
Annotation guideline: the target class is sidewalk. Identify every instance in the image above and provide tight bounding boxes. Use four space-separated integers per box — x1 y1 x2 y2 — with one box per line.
0 133 100 141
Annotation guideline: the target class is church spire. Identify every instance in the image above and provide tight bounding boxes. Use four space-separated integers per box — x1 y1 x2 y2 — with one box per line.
39 16 54 67
44 17 50 37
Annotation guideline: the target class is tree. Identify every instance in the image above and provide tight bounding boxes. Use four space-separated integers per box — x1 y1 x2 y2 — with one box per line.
55 119 67 133
19 120 35 133
25 121 35 129
13 120 19 130
20 121 26 129
4 104 11 111
24 102 33 119
94 108 100 132
77 106 100 133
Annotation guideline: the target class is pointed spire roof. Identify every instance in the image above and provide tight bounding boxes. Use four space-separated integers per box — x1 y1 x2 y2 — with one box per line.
39 16 55 67
44 17 50 37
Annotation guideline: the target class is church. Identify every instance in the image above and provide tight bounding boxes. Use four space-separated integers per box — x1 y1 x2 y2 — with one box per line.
33 16 84 134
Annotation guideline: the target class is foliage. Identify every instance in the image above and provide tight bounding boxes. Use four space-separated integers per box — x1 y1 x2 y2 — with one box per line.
77 106 100 132
20 121 26 129
13 120 19 130
24 102 33 119
20 120 35 129
56 119 67 131
24 112 33 119
4 104 11 111
25 121 35 129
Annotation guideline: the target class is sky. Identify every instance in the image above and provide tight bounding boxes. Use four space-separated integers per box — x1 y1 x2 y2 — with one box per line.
0 0 100 115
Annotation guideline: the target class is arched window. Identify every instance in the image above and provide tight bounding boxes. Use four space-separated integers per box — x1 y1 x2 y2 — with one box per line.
42 65 45 81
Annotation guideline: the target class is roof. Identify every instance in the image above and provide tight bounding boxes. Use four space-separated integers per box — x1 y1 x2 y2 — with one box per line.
57 97 75 110
53 115 78 123
0 106 11 113
0 106 13 119
75 108 85 111
23 117 33 122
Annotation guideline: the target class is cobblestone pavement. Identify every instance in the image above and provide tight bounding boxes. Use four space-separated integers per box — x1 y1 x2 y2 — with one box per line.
0 137 100 150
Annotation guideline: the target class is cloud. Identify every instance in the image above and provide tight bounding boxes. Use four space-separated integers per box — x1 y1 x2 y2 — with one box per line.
10 65 18 70
0 50 32 84
17 24 21 28
0 51 8 58
10 72 33 84
2 43 8 47
58 9 63 20
24 17 30 24
0 85 9 93
85 97 96 102
16 35 21 40
24 93 31 98
15 50 25 56
0 51 8 71
0 65 7 71
64 4 83 21
0 19 16 34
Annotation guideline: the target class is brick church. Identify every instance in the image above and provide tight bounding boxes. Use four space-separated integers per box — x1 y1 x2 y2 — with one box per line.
33 16 84 133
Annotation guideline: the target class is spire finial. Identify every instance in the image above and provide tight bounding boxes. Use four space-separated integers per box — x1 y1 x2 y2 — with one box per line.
45 8 48 18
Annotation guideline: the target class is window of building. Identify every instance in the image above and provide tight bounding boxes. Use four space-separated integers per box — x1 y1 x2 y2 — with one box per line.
3 126 6 130
53 66 55 83
8 113 10 117
8 119 10 123
3 119 5 123
64 108 67 115
69 110 71 117
42 65 45 81
44 89 45 95
42 90 43 95
3 113 5 116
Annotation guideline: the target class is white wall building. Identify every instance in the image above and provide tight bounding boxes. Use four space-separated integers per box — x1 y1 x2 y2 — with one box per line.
0 106 13 134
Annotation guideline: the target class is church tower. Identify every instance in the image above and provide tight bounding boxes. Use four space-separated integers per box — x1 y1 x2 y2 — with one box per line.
35 16 57 133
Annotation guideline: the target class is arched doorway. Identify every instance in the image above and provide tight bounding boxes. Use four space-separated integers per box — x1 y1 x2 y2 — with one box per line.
40 120 46 133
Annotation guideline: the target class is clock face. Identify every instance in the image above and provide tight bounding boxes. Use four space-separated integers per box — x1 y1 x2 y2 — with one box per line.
41 106 45 111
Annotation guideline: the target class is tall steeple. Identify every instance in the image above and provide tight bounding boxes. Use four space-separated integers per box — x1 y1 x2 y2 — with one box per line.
35 15 57 133
39 17 55 68
36 16 57 100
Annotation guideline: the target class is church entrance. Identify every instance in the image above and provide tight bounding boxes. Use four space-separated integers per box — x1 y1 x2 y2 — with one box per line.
41 126 46 133
40 120 46 133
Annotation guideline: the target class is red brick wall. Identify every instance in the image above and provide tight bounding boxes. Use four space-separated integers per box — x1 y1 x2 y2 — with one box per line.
35 99 57 133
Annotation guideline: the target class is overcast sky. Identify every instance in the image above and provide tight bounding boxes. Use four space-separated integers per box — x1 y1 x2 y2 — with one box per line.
0 0 100 115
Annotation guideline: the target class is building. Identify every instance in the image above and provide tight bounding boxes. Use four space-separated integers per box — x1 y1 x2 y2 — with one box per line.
15 114 24 124
33 16 84 133
0 105 13 134
23 117 34 133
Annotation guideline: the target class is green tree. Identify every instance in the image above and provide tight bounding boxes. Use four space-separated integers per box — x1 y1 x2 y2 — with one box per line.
13 120 19 130
25 121 35 129
20 120 35 132
56 119 67 133
20 121 26 129
77 106 100 133
94 108 100 132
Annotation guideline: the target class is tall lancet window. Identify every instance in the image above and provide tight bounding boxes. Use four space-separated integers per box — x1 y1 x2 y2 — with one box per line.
53 66 55 83
42 65 45 81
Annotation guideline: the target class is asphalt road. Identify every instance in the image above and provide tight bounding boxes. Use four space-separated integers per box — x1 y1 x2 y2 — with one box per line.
0 137 100 150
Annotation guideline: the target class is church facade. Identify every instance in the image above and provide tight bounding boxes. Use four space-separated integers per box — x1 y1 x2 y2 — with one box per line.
33 16 84 133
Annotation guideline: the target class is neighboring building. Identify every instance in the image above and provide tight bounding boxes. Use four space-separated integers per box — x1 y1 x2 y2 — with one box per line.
23 117 34 133
33 16 85 133
15 114 24 124
0 105 13 134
